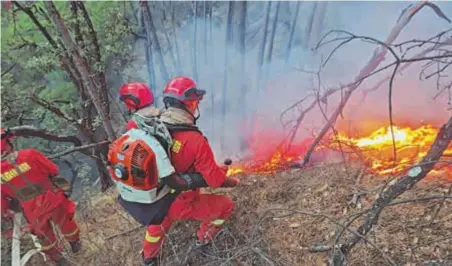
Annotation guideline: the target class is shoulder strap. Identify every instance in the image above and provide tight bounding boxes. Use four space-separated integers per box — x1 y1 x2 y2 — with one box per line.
164 123 202 135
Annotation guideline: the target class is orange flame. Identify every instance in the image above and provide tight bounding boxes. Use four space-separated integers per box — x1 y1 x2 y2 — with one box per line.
227 124 451 178
334 125 452 176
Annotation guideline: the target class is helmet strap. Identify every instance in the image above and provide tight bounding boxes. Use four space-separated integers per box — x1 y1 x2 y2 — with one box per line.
193 106 200 124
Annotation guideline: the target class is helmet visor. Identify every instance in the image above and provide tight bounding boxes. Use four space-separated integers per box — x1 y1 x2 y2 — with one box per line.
184 88 206 101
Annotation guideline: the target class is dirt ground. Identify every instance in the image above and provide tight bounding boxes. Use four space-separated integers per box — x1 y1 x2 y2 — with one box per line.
2 163 451 266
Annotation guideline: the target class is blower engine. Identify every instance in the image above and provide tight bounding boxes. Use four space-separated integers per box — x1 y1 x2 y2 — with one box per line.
107 127 179 204
108 134 158 191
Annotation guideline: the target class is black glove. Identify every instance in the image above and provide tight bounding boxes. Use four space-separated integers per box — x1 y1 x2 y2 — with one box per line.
8 198 21 213
162 172 208 191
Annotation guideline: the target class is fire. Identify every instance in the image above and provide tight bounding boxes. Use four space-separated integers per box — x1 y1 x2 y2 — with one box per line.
227 124 452 178
335 125 452 176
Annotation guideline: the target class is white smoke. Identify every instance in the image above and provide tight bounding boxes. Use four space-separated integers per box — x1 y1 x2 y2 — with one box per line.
125 1 452 161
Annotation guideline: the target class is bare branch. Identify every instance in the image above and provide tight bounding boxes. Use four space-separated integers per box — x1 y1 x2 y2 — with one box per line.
48 140 110 159
8 125 82 146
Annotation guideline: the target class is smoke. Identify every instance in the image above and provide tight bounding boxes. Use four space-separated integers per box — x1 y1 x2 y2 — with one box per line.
126 1 452 161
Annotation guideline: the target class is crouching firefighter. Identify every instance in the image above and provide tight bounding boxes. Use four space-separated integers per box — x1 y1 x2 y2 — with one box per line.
0 129 81 265
115 77 239 265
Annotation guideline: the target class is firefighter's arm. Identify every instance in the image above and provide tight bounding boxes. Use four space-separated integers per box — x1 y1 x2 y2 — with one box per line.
31 149 59 176
161 172 208 191
193 136 230 188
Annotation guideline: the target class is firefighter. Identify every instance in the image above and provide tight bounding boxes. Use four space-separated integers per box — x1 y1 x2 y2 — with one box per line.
119 82 160 131
135 76 240 266
1 129 81 265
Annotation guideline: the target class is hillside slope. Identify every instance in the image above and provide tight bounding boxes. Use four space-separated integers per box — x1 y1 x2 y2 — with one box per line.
4 164 451 266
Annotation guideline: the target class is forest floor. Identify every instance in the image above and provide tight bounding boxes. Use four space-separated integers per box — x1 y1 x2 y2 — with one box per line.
2 163 451 266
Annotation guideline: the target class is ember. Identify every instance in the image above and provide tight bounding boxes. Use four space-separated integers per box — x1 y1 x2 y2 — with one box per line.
227 124 452 178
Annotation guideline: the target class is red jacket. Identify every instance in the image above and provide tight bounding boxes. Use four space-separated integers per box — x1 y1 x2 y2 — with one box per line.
1 149 67 222
126 121 226 189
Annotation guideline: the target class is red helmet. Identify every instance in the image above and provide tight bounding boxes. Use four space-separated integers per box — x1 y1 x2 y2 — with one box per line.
163 76 206 104
1 128 14 154
119 82 154 111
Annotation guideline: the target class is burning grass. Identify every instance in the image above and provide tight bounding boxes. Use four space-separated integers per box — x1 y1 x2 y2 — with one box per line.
6 163 450 266
228 124 452 180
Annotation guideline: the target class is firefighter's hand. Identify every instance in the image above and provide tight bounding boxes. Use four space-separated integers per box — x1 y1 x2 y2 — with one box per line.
63 191 72 198
221 177 240 188
8 198 21 213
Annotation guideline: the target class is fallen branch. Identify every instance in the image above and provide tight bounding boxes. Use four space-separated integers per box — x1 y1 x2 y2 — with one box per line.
387 194 452 207
331 115 452 265
48 140 110 159
8 125 82 146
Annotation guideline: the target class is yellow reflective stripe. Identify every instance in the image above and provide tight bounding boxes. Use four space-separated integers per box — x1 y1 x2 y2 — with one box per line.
211 219 225 226
63 228 79 237
145 231 161 243
40 241 57 251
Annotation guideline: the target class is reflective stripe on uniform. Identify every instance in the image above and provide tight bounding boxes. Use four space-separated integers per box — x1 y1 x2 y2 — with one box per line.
40 241 57 251
63 228 79 237
211 219 225 226
170 189 176 194
145 231 161 243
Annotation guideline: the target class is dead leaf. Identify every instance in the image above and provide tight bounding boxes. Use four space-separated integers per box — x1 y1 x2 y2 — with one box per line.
289 223 301 228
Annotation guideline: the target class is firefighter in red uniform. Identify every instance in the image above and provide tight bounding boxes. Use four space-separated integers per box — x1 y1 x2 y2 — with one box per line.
1 129 81 265
118 78 239 266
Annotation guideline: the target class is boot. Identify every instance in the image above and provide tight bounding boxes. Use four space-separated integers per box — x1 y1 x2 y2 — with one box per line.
54 257 70 266
69 239 82 253
140 252 158 266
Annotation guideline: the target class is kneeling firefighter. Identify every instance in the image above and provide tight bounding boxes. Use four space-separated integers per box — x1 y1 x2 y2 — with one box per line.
0 129 81 266
112 77 239 266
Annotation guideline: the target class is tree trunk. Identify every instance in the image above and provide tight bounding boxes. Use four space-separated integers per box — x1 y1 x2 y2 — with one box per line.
76 1 110 116
140 1 169 90
303 2 318 49
221 1 235 151
266 1 280 63
44 1 116 142
203 1 208 64
171 2 182 73
192 1 199 81
159 3 177 74
257 1 271 91
308 1 328 50
140 9 156 92
285 1 302 62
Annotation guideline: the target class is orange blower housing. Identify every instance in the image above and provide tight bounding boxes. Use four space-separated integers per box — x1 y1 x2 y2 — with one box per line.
108 134 159 190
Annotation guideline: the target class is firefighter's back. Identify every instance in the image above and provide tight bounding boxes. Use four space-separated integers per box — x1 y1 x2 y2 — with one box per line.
1 149 63 219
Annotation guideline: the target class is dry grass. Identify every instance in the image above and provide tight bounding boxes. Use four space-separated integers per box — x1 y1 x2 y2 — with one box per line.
2 163 451 265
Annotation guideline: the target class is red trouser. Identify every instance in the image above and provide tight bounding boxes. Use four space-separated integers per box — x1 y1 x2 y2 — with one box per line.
143 192 234 259
28 198 80 261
